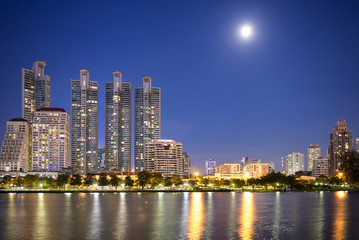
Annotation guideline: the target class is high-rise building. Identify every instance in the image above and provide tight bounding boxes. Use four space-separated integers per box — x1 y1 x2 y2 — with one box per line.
328 118 352 176
98 146 105 172
286 152 304 176
245 162 274 179
0 118 31 172
105 71 131 172
135 77 161 172
354 138 359 153
144 139 183 177
307 144 321 171
71 70 98 174
205 159 216 175
312 157 329 178
32 108 69 171
183 152 191 178
22 61 51 123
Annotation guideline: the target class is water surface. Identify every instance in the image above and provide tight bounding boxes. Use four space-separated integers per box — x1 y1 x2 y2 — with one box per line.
0 191 358 239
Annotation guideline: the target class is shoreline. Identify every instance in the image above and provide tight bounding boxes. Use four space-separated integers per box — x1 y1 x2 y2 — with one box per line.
1 188 358 193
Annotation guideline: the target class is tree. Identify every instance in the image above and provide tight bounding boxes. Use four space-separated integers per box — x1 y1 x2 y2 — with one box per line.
98 172 109 188
109 174 121 190
13 177 24 188
261 171 286 190
171 175 183 187
84 173 95 187
340 151 359 185
188 179 197 187
285 175 297 189
124 176 134 189
24 175 39 189
163 177 172 187
2 175 12 189
137 171 151 191
220 179 230 187
199 177 209 187
70 174 82 187
231 179 245 189
150 173 163 187
56 175 69 189
247 178 258 191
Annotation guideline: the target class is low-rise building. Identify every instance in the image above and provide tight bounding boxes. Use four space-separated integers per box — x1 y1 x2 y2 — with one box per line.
214 162 242 179
312 157 329 178
244 162 274 179
0 118 31 172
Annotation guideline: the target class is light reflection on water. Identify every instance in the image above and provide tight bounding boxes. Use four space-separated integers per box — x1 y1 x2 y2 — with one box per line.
0 192 358 240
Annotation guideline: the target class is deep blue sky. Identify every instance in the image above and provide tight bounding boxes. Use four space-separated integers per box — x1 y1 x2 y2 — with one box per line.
1 0 359 173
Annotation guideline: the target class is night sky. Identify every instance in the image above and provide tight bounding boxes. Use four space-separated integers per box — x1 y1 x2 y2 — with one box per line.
1 0 359 173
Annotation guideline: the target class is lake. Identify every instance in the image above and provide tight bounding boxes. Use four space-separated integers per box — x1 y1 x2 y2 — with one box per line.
0 191 358 239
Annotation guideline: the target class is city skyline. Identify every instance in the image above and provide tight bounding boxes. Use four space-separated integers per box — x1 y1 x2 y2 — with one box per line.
1 1 359 172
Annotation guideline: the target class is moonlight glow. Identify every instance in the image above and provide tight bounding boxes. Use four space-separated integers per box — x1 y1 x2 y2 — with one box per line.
240 25 253 39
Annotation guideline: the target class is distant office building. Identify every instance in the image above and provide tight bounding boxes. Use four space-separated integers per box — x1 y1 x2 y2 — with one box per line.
286 152 304 176
22 61 51 123
32 108 69 171
71 70 98 174
241 156 248 165
0 119 31 172
145 139 183 177
245 162 274 179
214 162 241 179
312 157 329 178
354 138 359 153
105 71 131 172
98 146 105 172
183 152 191 178
308 144 321 171
328 118 352 176
205 159 216 175
135 77 161 172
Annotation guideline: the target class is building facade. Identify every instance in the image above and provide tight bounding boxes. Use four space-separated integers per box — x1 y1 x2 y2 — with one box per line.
307 144 321 171
214 162 241 179
105 71 131 172
22 61 51 123
286 152 304 176
354 138 359 153
244 162 273 179
328 118 352 176
183 152 191 178
205 159 216 175
0 119 31 172
144 139 183 177
32 108 69 171
135 77 161 172
312 157 329 178
98 146 105 172
71 70 98 174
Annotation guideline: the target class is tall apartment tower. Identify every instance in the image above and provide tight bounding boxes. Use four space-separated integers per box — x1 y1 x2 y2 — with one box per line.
286 152 304 176
22 61 51 122
32 108 69 171
71 70 98 174
328 118 352 176
105 71 131 172
354 138 359 153
135 77 161 172
0 118 31 172
307 144 321 171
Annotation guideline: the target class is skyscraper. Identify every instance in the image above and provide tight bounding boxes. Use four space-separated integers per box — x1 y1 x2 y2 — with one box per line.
0 118 31 172
71 70 98 174
135 77 161 172
307 144 321 171
312 157 329 178
183 152 191 178
32 108 69 171
286 152 304 176
22 61 51 123
354 138 359 153
105 71 131 172
328 118 352 176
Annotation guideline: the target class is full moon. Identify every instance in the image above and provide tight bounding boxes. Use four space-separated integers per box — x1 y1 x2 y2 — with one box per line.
240 25 253 39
